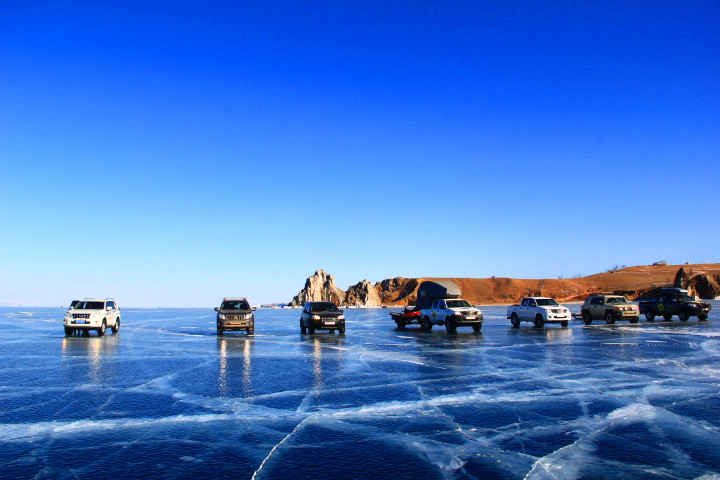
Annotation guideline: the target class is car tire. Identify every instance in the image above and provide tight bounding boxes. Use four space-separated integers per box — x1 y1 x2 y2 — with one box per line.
98 320 106 336
663 313 673 321
423 316 432 331
445 316 456 333
300 319 306 334
698 313 708 321
64 327 74 336
511 313 520 328
308 324 315 334
338 326 345 334
582 311 592 325
217 324 224 335
645 311 655 321
111 317 120 334
561 321 568 328
472 324 482 333
534 314 545 328
395 320 405 330
678 310 689 322
605 312 615 325
630 317 639 324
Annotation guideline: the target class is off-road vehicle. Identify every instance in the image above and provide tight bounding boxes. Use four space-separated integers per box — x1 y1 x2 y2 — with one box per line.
638 288 711 321
421 298 483 332
507 297 572 328
581 293 640 325
300 301 345 334
63 299 121 336
215 298 255 335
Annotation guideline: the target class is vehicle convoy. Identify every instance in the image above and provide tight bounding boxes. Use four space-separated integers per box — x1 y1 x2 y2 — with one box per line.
581 293 640 325
215 298 255 335
638 288 711 321
389 281 483 332
300 301 345 334
507 297 571 328
63 298 121 336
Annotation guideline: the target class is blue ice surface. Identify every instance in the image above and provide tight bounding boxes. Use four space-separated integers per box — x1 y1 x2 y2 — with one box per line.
1 302 720 480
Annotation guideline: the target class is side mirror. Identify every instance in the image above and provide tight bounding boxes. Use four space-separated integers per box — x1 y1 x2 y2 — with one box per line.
340 309 344 313
214 307 219 311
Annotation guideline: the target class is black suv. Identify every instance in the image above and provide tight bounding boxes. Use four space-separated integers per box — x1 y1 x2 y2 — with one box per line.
638 288 711 321
300 302 345 334
215 298 255 335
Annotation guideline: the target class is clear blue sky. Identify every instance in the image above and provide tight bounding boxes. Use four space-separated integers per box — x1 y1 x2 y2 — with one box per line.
2 1 718 307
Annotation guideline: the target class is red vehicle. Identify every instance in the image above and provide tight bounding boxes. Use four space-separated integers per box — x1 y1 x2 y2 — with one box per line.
390 307 421 330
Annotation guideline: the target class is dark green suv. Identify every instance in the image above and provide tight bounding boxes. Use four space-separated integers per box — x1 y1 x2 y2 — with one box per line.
638 288 711 321
215 298 255 335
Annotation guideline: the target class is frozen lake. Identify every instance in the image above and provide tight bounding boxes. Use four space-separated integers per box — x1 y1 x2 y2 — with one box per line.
2 304 720 480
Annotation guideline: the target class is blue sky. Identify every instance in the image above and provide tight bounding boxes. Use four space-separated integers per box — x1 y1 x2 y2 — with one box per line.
1 1 718 307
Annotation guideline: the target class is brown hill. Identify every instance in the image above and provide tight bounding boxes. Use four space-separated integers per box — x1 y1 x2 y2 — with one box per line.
376 263 720 305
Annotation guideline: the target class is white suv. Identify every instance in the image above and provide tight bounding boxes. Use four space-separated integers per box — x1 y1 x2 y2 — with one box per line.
64 299 120 336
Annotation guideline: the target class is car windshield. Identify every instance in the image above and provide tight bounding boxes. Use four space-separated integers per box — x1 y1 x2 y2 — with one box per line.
310 303 339 313
606 297 628 304
446 300 472 308
536 298 559 306
221 301 250 310
74 301 105 310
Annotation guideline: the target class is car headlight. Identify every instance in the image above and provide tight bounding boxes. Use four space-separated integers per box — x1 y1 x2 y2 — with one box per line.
338 315 345 320
312 315 320 320
218 314 225 320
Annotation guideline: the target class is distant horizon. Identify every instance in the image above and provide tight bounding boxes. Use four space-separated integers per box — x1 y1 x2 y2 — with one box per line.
3 261 717 308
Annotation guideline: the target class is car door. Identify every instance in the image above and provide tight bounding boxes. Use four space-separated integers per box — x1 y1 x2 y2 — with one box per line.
590 297 603 319
301 305 309 326
520 298 530 320
106 301 116 324
527 298 539 320
430 300 441 322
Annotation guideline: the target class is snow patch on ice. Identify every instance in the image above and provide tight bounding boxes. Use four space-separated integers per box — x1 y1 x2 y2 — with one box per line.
607 403 657 423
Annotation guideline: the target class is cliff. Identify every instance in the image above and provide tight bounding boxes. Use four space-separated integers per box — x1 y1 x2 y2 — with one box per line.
289 270 346 306
344 280 382 306
289 263 720 306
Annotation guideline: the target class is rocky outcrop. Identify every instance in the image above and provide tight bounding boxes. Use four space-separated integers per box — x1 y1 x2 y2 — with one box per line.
672 267 720 299
344 280 382 306
288 264 720 306
674 267 691 289
690 274 720 299
289 270 346 306
376 277 419 304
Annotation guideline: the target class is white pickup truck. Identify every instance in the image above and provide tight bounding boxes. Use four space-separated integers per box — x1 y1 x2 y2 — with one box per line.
507 297 571 328
421 298 483 332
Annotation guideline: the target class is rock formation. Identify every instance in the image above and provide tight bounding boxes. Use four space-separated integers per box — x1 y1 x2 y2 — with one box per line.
288 264 720 306
674 267 690 289
690 274 720 299
344 280 382 306
376 277 419 304
289 270 346 306
671 266 720 299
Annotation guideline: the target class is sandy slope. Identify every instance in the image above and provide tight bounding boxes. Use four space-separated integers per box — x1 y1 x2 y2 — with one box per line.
383 263 720 305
